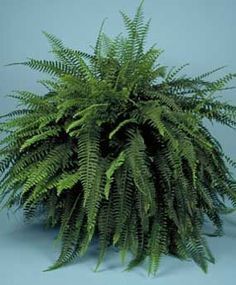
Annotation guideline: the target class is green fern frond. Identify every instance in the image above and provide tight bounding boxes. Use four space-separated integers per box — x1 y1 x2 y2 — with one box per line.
77 125 101 206
104 151 126 199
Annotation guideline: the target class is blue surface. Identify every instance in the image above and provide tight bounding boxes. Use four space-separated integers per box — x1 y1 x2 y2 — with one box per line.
0 0 236 284
0 210 236 285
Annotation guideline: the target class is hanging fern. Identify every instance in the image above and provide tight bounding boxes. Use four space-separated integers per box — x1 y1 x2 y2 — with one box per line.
0 2 236 276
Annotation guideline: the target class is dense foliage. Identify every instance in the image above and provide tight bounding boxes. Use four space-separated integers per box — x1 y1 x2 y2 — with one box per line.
1 3 236 275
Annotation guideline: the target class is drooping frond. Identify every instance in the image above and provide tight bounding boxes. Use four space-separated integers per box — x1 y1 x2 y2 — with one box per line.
77 124 101 206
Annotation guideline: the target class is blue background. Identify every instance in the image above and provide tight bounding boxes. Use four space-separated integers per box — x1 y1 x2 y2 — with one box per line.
0 0 236 284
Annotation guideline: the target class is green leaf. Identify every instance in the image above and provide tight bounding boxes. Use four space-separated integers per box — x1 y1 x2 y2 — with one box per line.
104 151 126 199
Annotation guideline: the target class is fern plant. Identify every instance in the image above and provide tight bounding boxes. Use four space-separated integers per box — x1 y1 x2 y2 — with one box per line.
1 2 236 275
